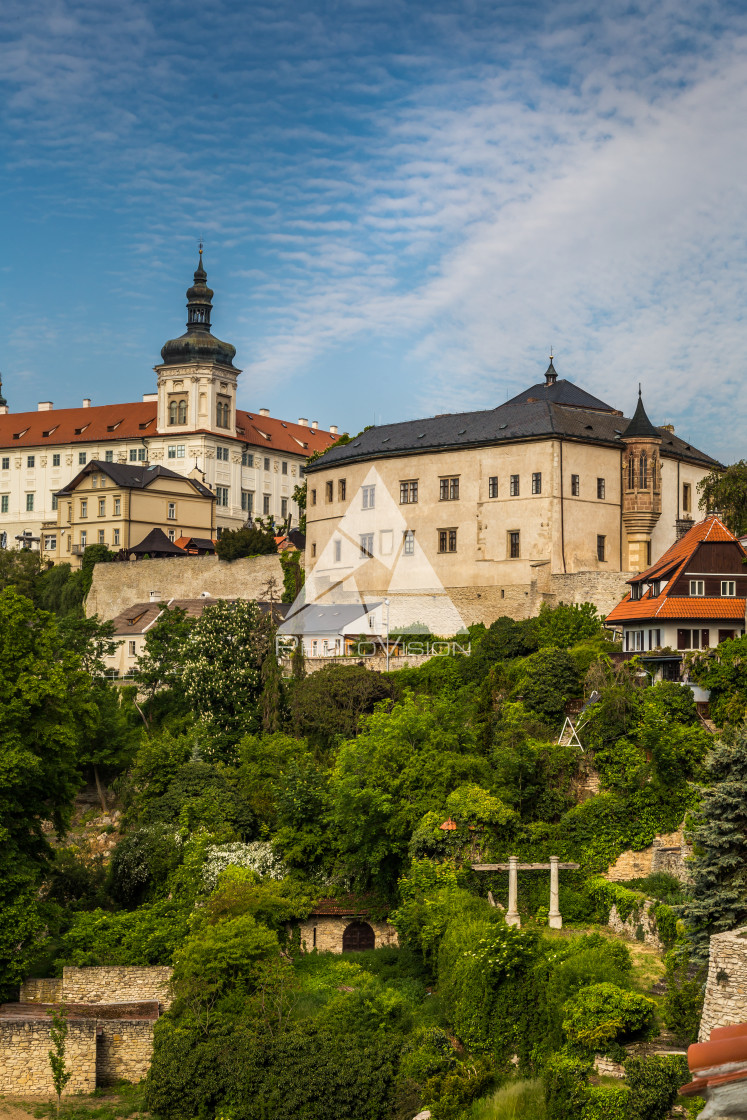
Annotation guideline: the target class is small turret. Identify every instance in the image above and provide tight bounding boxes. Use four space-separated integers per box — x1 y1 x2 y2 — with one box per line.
0 374 8 416
621 388 662 571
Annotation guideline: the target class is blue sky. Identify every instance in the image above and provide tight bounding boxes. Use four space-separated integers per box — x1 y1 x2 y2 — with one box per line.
2 0 747 459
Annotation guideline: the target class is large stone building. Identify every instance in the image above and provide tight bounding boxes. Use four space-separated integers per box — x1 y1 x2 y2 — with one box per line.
302 364 720 626
0 251 336 556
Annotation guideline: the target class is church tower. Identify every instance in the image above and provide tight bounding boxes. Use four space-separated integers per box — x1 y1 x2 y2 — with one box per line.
155 249 241 436
621 390 662 571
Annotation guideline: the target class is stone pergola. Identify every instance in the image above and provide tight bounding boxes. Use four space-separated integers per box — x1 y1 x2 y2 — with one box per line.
472 856 580 929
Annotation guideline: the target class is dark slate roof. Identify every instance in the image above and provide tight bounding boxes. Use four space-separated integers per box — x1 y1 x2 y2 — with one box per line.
127 528 188 556
308 398 720 473
58 459 215 499
504 377 619 413
622 392 660 439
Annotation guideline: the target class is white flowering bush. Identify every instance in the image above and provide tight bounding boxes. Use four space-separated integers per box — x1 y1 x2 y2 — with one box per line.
203 841 288 889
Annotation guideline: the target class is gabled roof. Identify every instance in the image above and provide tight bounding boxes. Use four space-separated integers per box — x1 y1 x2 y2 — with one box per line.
278 601 382 635
58 459 215 499
605 515 747 625
110 596 289 633
127 528 188 556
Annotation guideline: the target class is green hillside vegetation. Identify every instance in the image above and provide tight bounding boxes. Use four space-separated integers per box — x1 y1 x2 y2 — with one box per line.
4 577 741 1119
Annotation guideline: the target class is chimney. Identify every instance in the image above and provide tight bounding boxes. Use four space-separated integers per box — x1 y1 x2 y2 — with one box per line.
329 424 338 435
311 420 318 430
38 402 53 411
298 417 308 426
142 392 158 403
82 398 91 408
149 590 161 602
259 408 270 417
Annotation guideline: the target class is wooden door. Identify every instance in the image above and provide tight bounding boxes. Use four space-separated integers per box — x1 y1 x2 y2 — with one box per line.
342 921 375 952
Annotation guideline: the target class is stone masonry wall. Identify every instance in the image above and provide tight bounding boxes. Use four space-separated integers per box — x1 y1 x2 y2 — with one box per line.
0 1019 97 1096
60 966 173 1009
298 917 399 953
96 1020 156 1086
699 928 747 1041
605 830 692 884
86 554 284 622
19 978 63 1004
608 900 663 952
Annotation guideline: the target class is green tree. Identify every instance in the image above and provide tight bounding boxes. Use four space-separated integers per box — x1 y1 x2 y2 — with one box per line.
280 549 304 604
690 635 747 726
134 603 195 722
535 601 603 649
0 548 44 600
260 637 284 732
290 663 394 749
215 524 278 560
48 1005 71 1115
698 460 747 535
513 647 582 725
683 727 747 959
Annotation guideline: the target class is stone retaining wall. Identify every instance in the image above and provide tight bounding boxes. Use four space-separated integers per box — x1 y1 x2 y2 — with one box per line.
96 1020 156 1085
699 928 747 1041
59 966 173 1009
19 978 63 1004
605 830 692 884
0 1019 97 1096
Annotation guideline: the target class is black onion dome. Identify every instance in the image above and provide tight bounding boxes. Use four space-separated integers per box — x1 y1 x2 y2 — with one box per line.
160 250 237 368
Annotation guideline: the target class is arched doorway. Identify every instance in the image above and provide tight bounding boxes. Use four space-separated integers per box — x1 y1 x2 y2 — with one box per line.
342 920 375 952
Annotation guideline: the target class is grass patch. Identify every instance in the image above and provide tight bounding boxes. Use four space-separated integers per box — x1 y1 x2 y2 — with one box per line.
463 1079 545 1120
30 1083 147 1120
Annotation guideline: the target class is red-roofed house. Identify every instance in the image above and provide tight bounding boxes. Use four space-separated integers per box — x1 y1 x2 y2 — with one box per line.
0 251 339 558
605 514 747 668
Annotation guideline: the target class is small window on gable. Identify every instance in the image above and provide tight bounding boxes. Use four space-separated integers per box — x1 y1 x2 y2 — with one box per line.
722 581 736 596
690 580 705 596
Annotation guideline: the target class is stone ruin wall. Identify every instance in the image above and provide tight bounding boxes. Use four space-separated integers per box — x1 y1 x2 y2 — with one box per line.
605 830 692 884
56 965 173 1009
0 1019 97 1096
699 928 747 1042
96 1020 157 1085
607 900 663 952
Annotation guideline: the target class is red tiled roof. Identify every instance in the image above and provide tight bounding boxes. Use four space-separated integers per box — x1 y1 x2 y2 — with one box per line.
309 896 373 917
0 402 336 457
606 515 747 625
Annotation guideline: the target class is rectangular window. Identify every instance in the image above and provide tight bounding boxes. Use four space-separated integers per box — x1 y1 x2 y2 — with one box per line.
334 538 342 563
531 472 542 495
128 641 136 657
264 457 271 471
113 529 120 546
281 498 288 517
597 478 606 500
282 461 288 475
168 502 176 519
360 533 374 558
625 630 644 652
1 457 9 470
99 473 106 487
649 580 660 597
597 535 606 562
51 494 58 511
242 452 254 467
678 629 698 650
168 529 175 542
241 491 254 513
98 529 105 544
114 498 121 516
509 530 520 558
27 455 35 468
105 450 114 462
52 453 60 467
690 580 705 596
403 529 415 555
571 474 580 497
648 629 662 649
722 581 736 596
400 480 418 503
78 452 86 465
438 528 457 553
439 477 459 501
488 476 498 498
1 496 8 513
362 484 376 509
263 494 270 515
80 530 87 548
98 499 105 516
129 449 137 462
338 478 346 501
325 480 334 502
311 543 316 558
44 535 56 551
129 448 146 462
92 475 98 488
80 500 87 518
630 583 641 600
509 475 519 497
683 483 691 512
168 445 176 458
310 489 317 505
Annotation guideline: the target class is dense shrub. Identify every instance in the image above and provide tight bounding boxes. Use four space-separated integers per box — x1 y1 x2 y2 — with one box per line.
561 983 655 1049
625 1054 690 1120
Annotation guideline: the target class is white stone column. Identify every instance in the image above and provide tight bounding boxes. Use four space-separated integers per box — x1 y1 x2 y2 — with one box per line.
549 855 562 929
506 856 521 927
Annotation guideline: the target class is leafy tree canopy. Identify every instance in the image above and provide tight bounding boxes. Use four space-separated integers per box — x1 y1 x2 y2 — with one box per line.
698 459 747 535
215 524 278 561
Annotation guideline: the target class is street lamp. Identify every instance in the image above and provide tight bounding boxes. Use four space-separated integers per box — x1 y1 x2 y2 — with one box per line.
384 598 391 671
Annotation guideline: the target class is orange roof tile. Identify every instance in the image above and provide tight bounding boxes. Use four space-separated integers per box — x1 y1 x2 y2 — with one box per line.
606 596 747 623
0 402 337 457
630 515 741 584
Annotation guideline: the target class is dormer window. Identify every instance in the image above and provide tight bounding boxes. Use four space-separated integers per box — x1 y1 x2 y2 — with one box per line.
649 581 660 597
630 583 642 600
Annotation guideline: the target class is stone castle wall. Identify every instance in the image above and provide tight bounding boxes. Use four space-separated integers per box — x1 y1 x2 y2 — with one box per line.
19 978 63 1004
96 1020 156 1085
0 1019 97 1096
58 966 173 1009
86 553 284 622
298 916 399 954
699 928 747 1041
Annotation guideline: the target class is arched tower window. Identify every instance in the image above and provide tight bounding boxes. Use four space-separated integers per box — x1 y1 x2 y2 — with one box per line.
177 400 187 425
628 456 635 490
169 400 178 425
639 452 647 489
